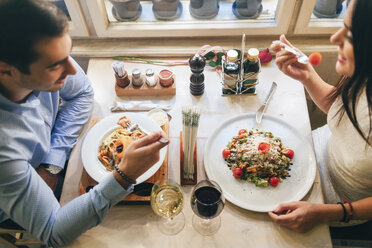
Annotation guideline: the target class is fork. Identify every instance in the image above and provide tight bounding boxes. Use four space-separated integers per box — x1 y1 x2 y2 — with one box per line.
128 122 169 144
272 40 309 64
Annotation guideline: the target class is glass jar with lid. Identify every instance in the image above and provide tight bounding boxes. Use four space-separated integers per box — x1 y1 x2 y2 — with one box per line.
223 49 240 94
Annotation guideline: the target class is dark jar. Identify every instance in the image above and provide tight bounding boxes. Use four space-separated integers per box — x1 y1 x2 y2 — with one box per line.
242 48 260 93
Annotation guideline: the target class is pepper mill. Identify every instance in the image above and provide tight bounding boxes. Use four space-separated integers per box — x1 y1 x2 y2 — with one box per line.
189 53 206 96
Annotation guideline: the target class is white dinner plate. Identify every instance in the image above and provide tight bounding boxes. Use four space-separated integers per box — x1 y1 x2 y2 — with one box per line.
204 113 316 212
81 113 166 184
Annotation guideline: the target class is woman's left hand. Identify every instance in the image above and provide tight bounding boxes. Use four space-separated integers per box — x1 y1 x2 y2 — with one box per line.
268 201 324 233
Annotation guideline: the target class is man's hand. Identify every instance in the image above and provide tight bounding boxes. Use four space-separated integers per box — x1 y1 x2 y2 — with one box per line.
36 166 58 192
115 131 169 186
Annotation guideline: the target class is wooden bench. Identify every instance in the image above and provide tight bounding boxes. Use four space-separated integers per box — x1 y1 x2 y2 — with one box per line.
0 228 46 248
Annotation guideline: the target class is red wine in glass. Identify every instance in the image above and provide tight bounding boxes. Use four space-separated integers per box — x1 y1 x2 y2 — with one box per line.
190 180 225 235
191 186 224 219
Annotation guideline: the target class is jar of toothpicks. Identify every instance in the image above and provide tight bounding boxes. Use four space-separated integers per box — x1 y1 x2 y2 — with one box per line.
180 105 201 185
112 61 130 88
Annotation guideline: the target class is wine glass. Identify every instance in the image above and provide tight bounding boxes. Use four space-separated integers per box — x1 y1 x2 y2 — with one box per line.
190 179 225 236
150 178 185 235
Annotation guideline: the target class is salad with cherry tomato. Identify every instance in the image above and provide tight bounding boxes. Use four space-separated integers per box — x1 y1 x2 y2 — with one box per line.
223 128 294 187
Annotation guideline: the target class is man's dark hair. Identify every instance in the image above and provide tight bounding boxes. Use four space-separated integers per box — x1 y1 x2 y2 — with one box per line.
0 0 68 74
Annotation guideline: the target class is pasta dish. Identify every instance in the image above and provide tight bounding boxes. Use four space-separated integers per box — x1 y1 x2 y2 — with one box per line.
97 116 144 171
222 128 294 187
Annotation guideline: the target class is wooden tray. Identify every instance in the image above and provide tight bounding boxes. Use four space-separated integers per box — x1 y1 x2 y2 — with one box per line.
180 131 197 185
115 75 176 96
79 118 169 204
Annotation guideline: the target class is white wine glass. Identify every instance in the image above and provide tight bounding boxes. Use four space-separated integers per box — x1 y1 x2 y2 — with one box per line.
190 179 225 236
150 178 185 235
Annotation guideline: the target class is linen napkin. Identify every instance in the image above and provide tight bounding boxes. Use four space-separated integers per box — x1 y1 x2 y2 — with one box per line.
110 100 172 112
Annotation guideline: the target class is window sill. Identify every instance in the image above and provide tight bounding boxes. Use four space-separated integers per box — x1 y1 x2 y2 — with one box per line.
71 35 337 58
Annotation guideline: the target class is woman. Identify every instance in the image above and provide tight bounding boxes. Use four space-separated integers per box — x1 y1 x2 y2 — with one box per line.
268 0 372 232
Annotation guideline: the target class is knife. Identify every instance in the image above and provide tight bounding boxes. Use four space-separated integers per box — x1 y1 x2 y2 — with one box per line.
256 82 277 126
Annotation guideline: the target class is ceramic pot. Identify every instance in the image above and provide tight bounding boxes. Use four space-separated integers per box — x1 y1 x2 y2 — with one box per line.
152 0 180 19
313 0 345 18
189 0 219 19
110 0 141 21
159 69 174 87
234 0 262 19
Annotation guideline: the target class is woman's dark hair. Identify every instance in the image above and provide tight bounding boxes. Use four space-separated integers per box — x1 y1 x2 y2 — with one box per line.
0 0 68 74
329 0 372 145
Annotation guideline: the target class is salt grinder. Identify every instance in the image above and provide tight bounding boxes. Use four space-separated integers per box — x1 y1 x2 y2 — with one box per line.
189 53 206 96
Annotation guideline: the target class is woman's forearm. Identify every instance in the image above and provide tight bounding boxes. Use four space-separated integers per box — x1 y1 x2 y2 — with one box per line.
350 197 372 220
301 70 336 114
317 197 372 224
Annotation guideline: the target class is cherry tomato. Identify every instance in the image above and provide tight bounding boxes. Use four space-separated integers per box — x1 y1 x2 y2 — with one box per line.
233 167 243 179
238 129 247 135
222 148 231 158
283 149 294 159
258 142 271 153
269 177 280 187
309 52 322 66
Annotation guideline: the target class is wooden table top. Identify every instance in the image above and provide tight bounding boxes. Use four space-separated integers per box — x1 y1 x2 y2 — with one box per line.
61 58 332 248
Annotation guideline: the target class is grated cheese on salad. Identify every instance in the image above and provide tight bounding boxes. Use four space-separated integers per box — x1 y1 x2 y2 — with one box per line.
223 128 294 187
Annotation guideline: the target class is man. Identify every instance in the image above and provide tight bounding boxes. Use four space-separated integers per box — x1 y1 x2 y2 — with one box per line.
0 1 168 247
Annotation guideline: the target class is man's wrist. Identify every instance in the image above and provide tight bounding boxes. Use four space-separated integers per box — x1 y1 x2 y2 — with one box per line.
40 164 63 175
113 170 132 190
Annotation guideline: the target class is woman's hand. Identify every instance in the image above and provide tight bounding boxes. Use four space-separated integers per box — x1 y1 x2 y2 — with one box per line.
268 201 324 233
271 35 315 82
117 131 169 181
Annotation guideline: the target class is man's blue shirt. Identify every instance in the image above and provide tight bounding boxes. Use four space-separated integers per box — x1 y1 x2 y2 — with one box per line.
0 58 131 247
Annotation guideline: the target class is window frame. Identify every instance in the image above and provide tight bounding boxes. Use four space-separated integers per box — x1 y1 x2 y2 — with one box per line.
65 0 90 37
294 0 344 35
85 0 296 38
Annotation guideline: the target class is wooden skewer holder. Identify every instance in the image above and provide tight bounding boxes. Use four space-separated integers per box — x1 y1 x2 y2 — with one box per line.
180 131 197 185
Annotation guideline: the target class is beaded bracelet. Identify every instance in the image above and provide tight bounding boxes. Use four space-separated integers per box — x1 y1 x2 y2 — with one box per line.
337 202 347 222
343 200 354 222
114 165 136 185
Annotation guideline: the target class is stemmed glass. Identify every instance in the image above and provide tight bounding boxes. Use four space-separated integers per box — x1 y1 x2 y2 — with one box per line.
190 179 225 236
150 178 185 235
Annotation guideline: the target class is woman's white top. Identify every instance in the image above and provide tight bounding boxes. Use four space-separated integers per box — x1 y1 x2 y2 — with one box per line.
327 90 372 203
313 89 371 226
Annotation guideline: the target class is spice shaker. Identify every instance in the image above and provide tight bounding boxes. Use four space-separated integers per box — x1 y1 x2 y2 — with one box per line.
189 53 206 96
145 68 157 87
131 68 144 87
